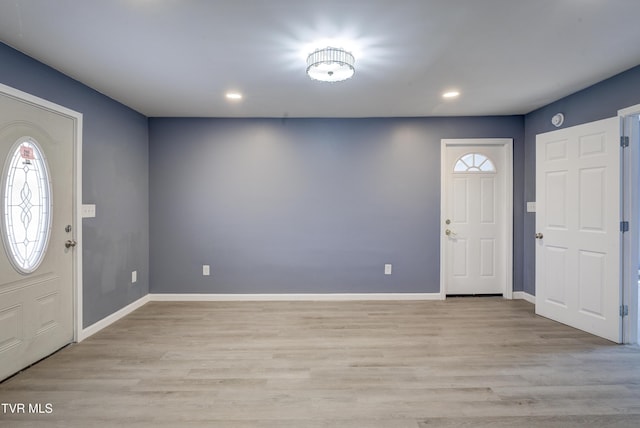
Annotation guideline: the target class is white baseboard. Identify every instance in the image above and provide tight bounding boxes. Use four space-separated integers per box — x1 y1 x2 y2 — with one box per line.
513 291 535 305
78 294 150 342
148 293 444 302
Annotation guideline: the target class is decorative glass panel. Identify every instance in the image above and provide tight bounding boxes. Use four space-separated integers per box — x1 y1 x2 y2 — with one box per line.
2 138 52 274
454 153 496 173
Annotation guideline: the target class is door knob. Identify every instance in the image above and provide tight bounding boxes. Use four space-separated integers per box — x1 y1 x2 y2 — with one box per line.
445 229 457 237
535 233 543 239
65 239 77 248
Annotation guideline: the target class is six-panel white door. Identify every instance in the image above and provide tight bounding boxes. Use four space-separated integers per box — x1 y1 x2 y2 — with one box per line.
535 117 621 343
0 89 76 380
443 141 509 295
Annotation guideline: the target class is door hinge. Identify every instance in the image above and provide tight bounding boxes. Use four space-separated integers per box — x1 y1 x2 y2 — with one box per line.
621 136 629 147
620 305 629 317
620 221 629 232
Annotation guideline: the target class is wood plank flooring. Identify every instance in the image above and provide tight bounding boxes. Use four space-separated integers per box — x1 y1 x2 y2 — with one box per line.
1 297 640 427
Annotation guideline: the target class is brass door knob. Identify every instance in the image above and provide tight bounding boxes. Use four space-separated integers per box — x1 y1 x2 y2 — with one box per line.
65 239 77 248
535 233 543 239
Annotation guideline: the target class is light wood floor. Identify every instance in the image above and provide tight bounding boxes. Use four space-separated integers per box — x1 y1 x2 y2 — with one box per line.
1 298 640 427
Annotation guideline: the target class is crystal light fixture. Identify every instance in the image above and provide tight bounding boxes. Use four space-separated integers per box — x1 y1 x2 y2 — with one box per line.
306 47 355 82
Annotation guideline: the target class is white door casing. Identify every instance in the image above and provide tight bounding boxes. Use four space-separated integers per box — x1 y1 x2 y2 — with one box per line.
535 117 621 343
618 104 640 345
0 84 82 380
440 139 513 298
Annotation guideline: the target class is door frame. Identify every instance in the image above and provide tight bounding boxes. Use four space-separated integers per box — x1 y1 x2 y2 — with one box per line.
0 83 83 342
440 138 513 299
619 104 640 344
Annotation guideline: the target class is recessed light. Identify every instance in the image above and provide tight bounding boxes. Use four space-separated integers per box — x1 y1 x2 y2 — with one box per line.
226 92 243 100
442 91 460 99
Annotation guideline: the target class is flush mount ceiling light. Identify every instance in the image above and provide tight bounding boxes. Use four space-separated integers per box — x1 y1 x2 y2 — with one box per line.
442 90 460 99
306 47 355 82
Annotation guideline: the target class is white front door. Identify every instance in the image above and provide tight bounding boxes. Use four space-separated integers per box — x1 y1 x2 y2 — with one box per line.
441 139 512 296
535 117 621 343
0 87 77 380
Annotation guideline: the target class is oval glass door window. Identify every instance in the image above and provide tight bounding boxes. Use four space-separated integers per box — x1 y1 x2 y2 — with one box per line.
1 138 52 274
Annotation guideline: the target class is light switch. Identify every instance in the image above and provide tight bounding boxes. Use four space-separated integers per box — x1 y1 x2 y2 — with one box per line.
82 204 96 218
526 202 536 213
132 271 137 283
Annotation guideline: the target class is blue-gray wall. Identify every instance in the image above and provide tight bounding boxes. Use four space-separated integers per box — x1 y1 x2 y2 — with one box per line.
522 65 640 296
149 117 524 294
0 43 149 327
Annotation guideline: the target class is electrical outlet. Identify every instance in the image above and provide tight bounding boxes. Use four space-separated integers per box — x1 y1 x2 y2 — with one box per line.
203 265 210 276
131 270 137 283
384 264 392 275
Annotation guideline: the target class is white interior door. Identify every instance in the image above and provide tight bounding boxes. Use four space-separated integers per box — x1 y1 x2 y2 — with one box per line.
535 117 621 343
0 88 77 380
441 139 512 296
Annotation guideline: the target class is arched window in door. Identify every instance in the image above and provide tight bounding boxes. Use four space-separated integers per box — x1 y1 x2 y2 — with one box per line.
454 153 496 173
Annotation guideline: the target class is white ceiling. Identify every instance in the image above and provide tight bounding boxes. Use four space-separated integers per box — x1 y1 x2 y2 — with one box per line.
1 0 640 118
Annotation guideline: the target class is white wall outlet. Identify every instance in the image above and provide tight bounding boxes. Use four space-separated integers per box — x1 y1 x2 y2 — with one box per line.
384 264 392 275
82 204 96 218
203 264 210 276
131 270 137 283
